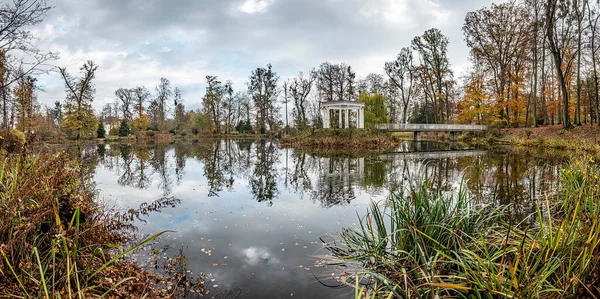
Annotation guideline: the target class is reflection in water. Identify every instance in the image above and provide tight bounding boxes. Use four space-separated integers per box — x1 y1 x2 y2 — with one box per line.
66 140 566 298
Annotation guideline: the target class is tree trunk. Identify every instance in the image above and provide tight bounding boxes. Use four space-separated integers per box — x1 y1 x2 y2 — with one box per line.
546 0 571 128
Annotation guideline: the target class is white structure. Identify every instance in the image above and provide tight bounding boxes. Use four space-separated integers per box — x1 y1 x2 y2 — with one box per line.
321 101 365 129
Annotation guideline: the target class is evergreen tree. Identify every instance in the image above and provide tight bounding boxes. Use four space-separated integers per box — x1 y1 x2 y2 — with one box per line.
118 119 130 137
97 121 105 138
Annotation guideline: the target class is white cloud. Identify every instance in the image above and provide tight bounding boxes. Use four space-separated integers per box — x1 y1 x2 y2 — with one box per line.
242 246 280 266
238 0 272 14
31 0 502 112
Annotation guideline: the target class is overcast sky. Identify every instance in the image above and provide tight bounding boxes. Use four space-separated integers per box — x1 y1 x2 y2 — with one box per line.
32 0 504 112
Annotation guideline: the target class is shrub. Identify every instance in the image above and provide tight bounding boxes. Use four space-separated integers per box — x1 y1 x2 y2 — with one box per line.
524 128 533 138
97 122 106 138
0 129 26 153
109 126 119 136
118 119 131 137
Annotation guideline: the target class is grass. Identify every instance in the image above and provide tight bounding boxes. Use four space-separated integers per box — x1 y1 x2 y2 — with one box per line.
327 156 600 298
0 151 203 297
508 136 600 156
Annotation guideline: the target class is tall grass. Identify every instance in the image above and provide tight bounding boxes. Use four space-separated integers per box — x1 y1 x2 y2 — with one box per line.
0 152 198 297
329 157 600 298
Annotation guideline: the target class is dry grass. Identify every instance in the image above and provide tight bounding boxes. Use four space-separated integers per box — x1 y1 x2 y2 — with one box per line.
0 151 204 298
281 129 401 156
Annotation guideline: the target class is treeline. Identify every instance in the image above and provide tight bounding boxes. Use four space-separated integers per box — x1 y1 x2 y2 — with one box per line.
458 0 600 128
1 0 595 142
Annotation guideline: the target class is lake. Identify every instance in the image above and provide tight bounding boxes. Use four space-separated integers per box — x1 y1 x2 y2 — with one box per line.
68 140 565 298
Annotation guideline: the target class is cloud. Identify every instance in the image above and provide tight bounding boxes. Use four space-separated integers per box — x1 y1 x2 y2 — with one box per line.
31 0 502 112
238 0 273 14
242 246 280 266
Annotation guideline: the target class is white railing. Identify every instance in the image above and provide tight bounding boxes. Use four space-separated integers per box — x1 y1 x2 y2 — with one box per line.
374 124 488 131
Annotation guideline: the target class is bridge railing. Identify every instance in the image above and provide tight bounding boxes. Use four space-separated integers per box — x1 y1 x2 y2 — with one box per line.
374 124 488 131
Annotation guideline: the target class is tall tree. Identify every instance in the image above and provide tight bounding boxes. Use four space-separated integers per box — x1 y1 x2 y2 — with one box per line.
115 87 134 121
587 0 600 124
173 87 185 133
385 47 417 123
132 86 150 119
463 2 532 127
203 75 224 133
412 28 453 123
546 0 576 128
154 77 172 130
59 60 99 139
289 70 315 130
248 64 279 132
13 74 36 134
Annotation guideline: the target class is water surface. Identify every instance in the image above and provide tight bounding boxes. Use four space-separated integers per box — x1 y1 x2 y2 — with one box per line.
72 140 565 298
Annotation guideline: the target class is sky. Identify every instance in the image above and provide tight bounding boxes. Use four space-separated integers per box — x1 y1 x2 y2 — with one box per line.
31 0 505 112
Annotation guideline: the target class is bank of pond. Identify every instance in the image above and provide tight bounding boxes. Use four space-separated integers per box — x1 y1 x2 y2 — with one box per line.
0 139 598 298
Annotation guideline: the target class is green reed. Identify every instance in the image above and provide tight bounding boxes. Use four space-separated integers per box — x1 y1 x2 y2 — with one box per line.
331 157 600 298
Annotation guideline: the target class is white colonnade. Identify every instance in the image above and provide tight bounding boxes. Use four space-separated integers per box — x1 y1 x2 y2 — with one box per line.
321 101 365 129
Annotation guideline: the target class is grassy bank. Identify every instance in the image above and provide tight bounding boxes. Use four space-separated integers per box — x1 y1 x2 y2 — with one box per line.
281 129 401 156
328 156 600 298
0 151 202 297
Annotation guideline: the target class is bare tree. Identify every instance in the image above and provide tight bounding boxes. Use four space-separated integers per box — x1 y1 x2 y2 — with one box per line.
546 0 576 128
154 77 172 130
115 87 134 121
0 0 58 89
385 47 417 123
289 70 315 130
132 86 150 119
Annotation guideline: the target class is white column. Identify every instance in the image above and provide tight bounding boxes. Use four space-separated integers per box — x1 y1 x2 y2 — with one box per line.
338 108 342 128
358 108 362 128
324 108 330 128
345 108 349 129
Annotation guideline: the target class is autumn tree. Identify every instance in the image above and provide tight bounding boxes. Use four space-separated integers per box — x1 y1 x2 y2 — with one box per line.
456 68 494 124
463 2 532 127
248 64 279 133
59 60 99 139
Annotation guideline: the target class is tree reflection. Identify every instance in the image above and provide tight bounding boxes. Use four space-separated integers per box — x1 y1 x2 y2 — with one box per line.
63 140 566 215
250 140 279 205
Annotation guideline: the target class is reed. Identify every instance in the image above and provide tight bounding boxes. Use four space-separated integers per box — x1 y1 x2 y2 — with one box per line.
331 156 600 298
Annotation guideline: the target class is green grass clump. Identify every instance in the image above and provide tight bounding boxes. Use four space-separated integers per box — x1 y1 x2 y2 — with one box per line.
330 157 600 298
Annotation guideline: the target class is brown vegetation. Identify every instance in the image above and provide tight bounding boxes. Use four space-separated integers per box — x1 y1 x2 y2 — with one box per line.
281 129 401 156
0 151 204 297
